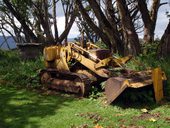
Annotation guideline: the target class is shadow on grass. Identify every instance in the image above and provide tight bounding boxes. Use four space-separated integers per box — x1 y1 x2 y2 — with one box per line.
111 85 170 109
0 86 74 128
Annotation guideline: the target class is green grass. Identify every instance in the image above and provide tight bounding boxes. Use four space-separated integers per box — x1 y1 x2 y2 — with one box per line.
0 85 170 128
0 50 170 128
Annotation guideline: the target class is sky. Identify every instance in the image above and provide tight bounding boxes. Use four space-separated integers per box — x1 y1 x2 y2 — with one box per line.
55 1 80 39
56 17 79 38
154 1 170 38
57 0 170 39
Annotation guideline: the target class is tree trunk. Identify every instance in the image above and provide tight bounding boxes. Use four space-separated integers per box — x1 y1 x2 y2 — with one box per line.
157 21 170 58
42 0 54 44
58 12 77 43
105 0 117 29
75 0 112 49
137 0 160 43
53 0 59 41
3 0 38 43
117 0 141 55
87 0 118 50
77 0 124 54
143 26 154 43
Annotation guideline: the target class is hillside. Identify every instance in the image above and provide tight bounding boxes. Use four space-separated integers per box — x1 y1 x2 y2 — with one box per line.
0 36 76 50
0 36 16 50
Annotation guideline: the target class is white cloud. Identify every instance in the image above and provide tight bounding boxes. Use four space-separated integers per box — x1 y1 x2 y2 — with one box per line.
56 16 79 38
68 22 80 38
155 2 170 38
56 16 65 33
56 1 64 17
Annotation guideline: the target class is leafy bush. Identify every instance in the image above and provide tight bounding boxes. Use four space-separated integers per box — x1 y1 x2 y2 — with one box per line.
95 41 108 49
0 50 44 88
142 41 159 56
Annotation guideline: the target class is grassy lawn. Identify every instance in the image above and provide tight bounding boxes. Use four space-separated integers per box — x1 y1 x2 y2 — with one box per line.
0 50 170 128
0 85 170 128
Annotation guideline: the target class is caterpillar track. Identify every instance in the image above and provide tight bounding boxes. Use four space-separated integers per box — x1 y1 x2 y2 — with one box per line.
40 69 91 96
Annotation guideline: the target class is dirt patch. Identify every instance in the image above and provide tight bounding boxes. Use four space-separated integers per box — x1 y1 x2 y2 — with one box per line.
70 124 89 128
164 117 170 123
0 79 8 84
119 124 145 128
76 112 103 124
133 112 161 121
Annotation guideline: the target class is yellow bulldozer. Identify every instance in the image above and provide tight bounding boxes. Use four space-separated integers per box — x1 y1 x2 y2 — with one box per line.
40 42 166 104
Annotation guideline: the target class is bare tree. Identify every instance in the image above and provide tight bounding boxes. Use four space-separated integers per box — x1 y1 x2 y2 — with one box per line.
157 20 170 58
1 0 77 45
116 0 141 55
136 0 167 43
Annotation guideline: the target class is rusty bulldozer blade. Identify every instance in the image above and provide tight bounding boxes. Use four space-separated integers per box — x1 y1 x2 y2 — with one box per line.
105 77 129 104
105 68 167 104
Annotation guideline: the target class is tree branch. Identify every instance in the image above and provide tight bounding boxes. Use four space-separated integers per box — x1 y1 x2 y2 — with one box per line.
3 0 38 43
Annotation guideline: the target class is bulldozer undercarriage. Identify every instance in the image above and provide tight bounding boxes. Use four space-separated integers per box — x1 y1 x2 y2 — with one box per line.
40 42 167 104
40 69 92 96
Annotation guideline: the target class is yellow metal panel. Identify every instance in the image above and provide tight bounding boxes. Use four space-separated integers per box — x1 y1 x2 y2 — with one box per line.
95 57 112 69
86 42 99 49
118 55 133 64
44 46 56 61
55 47 69 71
55 58 69 71
44 61 56 68
65 44 72 62
105 77 129 104
152 68 164 103
112 55 132 67
73 52 110 78
129 79 152 88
